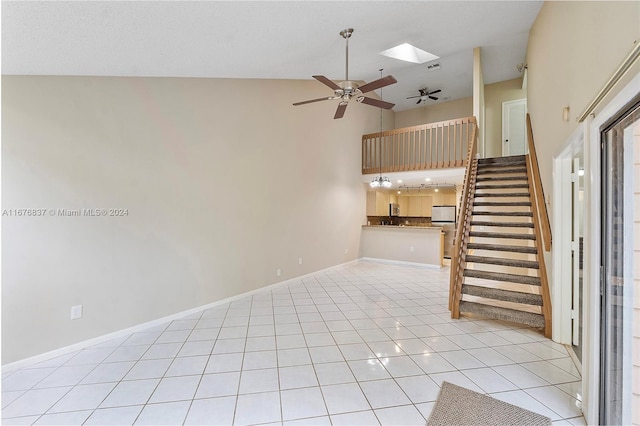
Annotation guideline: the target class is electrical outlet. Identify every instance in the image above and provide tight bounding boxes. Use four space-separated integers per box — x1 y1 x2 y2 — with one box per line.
298 257 303 265
70 305 83 320
409 246 415 252
276 268 281 277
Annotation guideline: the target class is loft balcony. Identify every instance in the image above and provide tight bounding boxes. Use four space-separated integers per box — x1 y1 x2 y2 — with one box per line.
362 116 476 174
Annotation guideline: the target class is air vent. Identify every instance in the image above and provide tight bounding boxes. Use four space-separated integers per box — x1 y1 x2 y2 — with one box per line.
426 62 441 71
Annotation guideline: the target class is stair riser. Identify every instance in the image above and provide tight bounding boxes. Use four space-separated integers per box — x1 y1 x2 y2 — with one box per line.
469 232 535 240
463 269 541 286
459 301 545 328
461 285 543 305
471 222 534 228
465 255 539 269
478 155 526 165
466 243 537 254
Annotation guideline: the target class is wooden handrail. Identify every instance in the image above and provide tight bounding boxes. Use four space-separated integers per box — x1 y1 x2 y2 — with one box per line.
526 114 552 251
449 122 478 316
525 156 553 338
362 116 476 174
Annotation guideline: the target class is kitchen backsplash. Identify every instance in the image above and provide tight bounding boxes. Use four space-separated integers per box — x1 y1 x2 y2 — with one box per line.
367 216 432 226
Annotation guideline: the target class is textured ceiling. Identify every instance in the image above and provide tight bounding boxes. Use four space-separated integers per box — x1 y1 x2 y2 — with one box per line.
2 1 541 111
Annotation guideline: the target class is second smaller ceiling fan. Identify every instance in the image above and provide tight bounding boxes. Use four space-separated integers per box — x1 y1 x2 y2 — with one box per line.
407 88 441 104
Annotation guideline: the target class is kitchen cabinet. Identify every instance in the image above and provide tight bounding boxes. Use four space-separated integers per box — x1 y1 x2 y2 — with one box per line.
408 197 422 217
399 195 433 217
398 197 409 217
422 196 433 217
366 191 391 216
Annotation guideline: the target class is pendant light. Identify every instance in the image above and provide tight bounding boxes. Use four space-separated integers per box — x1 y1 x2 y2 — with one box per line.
370 69 392 189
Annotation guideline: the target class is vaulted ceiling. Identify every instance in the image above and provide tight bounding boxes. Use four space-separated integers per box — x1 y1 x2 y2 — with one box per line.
2 1 542 112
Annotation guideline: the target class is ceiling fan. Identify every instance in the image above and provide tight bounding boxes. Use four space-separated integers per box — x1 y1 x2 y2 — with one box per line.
293 28 397 119
407 88 442 104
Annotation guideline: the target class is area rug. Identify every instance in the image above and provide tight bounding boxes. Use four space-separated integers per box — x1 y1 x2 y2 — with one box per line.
427 381 552 426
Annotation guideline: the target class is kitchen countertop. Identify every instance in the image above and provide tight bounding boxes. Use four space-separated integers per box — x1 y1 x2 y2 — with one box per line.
362 225 444 230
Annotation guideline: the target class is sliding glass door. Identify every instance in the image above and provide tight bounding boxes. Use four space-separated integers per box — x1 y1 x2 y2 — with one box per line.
599 97 639 425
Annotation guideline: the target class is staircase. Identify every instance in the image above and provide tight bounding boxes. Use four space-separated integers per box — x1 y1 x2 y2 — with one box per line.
450 154 552 337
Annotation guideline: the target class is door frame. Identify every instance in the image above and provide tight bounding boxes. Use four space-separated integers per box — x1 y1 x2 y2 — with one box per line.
502 98 528 156
581 72 639 424
552 130 583 347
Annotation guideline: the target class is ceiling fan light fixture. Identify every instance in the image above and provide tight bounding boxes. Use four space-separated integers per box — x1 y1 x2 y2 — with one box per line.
380 43 439 64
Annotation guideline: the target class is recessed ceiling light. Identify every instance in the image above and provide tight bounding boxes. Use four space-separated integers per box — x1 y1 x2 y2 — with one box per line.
380 43 439 64
397 180 403 183
425 177 431 182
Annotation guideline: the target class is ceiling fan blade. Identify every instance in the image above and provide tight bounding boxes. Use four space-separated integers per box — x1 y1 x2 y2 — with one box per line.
406 95 421 100
429 96 439 100
428 89 442 95
358 75 397 94
358 97 395 110
334 102 348 119
293 96 337 106
416 99 422 104
313 75 341 91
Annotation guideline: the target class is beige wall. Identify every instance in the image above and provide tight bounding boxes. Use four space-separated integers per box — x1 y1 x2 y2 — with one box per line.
394 97 473 128
360 227 443 266
526 1 640 209
634 121 640 426
474 47 486 157
484 78 527 158
1 76 387 363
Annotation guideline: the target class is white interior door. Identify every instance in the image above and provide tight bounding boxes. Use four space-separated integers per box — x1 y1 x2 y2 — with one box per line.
502 99 527 156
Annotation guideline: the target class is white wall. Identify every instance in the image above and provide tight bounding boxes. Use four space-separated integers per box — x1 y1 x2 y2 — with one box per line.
1 76 388 363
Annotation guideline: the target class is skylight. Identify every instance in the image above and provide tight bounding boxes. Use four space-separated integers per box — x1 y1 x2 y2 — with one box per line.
380 43 439 64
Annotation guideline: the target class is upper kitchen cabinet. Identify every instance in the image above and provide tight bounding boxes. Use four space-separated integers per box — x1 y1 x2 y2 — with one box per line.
366 191 391 216
402 195 433 217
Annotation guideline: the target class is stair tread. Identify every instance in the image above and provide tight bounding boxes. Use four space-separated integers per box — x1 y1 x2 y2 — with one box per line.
475 184 529 189
478 155 526 164
467 243 538 254
473 201 532 206
461 285 543 305
469 231 535 240
465 255 539 269
474 192 530 198
476 176 528 181
477 168 527 174
471 221 534 228
459 301 545 328
473 211 533 217
463 269 541 285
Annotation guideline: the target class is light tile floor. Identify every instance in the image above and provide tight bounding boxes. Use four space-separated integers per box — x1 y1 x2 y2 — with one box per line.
2 261 585 425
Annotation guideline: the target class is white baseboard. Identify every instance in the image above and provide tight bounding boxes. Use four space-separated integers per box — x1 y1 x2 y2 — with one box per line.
360 257 443 269
2 259 360 373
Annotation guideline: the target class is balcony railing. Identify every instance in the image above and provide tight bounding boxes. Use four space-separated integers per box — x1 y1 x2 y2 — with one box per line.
362 116 476 174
